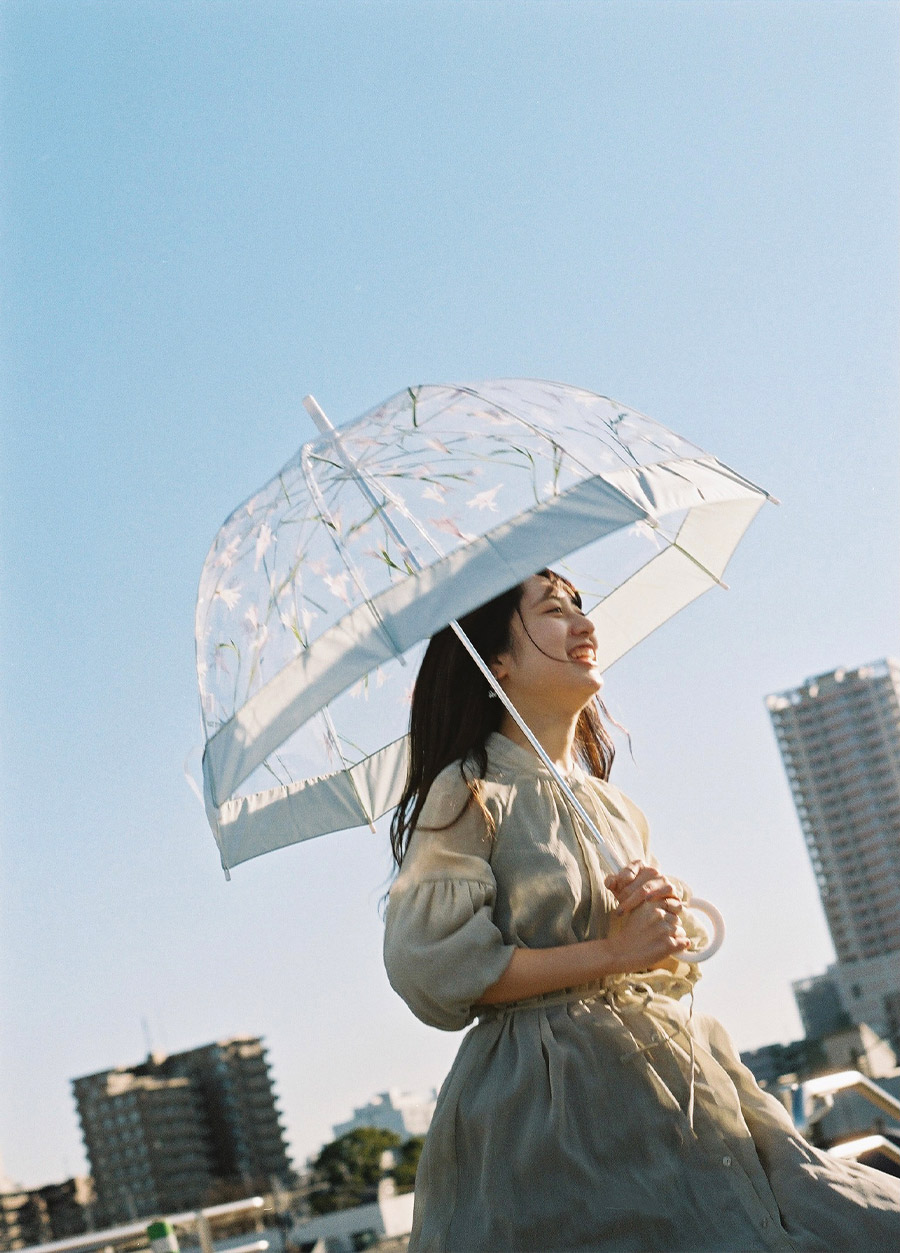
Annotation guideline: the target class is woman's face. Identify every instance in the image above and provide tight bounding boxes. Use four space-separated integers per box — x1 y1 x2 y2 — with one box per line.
491 574 602 713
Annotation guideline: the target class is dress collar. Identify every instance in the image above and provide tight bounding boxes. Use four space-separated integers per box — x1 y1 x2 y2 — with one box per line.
484 730 590 785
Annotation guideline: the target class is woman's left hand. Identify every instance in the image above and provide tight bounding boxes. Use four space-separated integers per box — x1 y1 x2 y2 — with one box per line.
605 861 683 919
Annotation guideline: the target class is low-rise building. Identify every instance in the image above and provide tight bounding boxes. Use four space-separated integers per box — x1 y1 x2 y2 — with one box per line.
0 1178 95 1251
291 1180 414 1253
0 1190 43 1251
740 1039 825 1090
741 1022 896 1091
741 1021 900 1172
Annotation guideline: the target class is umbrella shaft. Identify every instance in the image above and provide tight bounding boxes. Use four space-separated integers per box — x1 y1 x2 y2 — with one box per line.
447 621 625 878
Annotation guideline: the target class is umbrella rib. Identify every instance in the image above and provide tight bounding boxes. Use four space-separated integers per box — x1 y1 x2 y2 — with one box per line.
669 537 729 590
298 443 408 664
319 707 376 832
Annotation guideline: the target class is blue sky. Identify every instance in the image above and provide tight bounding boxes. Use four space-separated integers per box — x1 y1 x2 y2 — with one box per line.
1 0 898 1187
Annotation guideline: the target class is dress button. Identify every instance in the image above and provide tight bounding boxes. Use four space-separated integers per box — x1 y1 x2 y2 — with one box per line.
722 1155 732 1167
761 1217 770 1228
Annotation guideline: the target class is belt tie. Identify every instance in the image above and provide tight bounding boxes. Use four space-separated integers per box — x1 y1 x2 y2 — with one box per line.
601 977 699 1136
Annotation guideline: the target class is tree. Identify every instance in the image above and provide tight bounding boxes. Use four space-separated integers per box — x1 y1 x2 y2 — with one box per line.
308 1127 402 1215
391 1136 424 1193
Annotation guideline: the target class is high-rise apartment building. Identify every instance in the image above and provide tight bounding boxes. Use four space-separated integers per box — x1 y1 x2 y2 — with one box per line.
767 658 900 1046
72 1070 215 1224
157 1038 294 1185
73 1036 294 1225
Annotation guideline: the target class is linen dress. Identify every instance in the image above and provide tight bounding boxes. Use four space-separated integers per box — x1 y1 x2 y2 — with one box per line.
383 732 900 1253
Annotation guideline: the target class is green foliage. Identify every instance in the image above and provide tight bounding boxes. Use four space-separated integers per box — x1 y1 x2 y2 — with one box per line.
391 1136 424 1193
307 1127 402 1215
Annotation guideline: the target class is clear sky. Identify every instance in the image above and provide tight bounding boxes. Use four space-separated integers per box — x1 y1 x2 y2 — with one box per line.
1 0 898 1189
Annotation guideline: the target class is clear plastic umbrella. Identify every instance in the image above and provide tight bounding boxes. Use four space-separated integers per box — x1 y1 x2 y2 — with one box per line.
196 380 773 958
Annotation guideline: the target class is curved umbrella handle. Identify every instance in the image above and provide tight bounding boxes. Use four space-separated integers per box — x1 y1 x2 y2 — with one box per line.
679 895 726 963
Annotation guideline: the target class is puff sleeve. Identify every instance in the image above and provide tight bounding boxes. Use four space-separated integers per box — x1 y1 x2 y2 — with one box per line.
383 764 517 1031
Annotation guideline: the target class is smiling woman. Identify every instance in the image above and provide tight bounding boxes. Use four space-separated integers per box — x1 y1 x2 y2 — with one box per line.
490 572 609 759
383 571 900 1253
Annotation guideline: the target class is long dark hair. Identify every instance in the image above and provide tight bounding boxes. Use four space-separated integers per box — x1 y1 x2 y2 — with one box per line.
389 570 616 867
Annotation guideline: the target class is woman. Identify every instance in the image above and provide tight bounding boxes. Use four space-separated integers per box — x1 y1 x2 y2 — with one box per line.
383 569 900 1252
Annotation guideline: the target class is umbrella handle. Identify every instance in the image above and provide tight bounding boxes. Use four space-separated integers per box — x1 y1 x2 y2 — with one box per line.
678 895 725 963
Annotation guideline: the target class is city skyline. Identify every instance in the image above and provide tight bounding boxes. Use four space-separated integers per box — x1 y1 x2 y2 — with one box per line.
3 654 894 1195
2 1 897 1186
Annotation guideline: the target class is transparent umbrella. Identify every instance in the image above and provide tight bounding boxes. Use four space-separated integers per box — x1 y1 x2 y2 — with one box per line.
195 379 774 958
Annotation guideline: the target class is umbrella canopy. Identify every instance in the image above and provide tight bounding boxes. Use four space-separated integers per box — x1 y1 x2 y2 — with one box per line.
196 380 772 875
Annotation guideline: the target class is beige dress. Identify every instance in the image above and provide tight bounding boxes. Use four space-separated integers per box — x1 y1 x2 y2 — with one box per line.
383 732 900 1253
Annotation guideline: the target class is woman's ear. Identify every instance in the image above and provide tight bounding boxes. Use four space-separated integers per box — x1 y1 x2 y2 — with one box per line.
490 653 510 683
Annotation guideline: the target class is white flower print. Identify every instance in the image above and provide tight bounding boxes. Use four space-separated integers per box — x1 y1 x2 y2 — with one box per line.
216 536 241 569
467 485 502 512
431 517 475 542
254 523 274 571
324 571 351 604
244 605 269 650
214 584 242 610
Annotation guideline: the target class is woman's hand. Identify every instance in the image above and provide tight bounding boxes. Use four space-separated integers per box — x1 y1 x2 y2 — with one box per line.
605 860 682 918
604 861 690 973
605 899 690 973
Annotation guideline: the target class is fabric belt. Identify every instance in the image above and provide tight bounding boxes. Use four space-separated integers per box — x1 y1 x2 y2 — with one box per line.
475 980 609 1017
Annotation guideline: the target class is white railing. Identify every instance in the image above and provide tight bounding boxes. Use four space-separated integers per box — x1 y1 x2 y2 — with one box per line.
790 1069 900 1163
827 1134 900 1167
14 1197 267 1253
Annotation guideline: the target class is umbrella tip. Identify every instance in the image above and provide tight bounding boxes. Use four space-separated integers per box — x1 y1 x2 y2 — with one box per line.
303 395 333 434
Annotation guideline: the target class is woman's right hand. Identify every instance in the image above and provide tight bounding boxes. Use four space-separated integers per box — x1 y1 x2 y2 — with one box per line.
606 898 691 973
